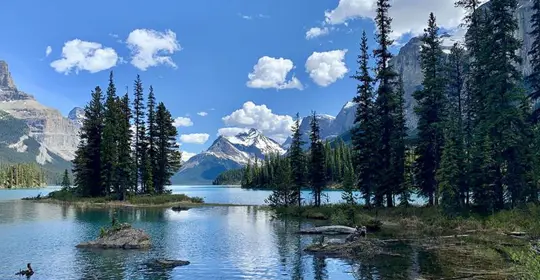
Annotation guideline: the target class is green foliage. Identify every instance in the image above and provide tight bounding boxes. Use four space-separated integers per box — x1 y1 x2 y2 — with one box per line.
0 163 46 188
509 249 540 279
309 112 327 207
265 158 297 207
289 113 306 206
60 169 71 189
72 73 182 200
212 168 244 185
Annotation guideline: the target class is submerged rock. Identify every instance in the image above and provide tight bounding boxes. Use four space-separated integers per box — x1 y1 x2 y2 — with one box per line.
298 225 356 235
145 259 190 269
76 223 151 249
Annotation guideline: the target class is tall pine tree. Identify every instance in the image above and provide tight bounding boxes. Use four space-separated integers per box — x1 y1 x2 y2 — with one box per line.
133 75 150 194
309 112 326 207
73 86 104 197
289 112 306 206
351 30 376 207
154 102 182 193
116 92 134 200
100 71 119 196
373 0 401 207
147 86 157 194
414 13 447 206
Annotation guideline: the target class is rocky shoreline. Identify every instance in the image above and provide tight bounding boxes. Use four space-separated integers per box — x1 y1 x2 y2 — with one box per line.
77 223 151 249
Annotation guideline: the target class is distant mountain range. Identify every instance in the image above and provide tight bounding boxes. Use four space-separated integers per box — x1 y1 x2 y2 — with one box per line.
172 128 286 184
0 61 80 182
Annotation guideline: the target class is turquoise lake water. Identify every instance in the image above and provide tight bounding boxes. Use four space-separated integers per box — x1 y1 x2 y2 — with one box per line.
0 186 428 279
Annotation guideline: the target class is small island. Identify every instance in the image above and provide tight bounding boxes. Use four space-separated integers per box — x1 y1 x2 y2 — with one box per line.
77 223 151 249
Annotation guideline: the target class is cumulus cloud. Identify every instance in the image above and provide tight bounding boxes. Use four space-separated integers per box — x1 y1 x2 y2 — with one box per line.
173 117 193 127
126 29 181 71
179 133 210 144
323 0 465 40
306 27 330 40
181 151 196 161
197 111 208 117
217 127 250 137
220 101 293 143
50 39 118 74
45 46 52 57
246 56 303 90
305 49 348 87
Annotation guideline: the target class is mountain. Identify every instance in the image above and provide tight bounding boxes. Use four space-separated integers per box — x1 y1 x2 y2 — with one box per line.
172 128 286 184
283 101 359 150
0 60 78 182
392 0 534 129
68 107 85 128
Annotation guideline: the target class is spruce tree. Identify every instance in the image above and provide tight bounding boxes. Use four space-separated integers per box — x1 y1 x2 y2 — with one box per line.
154 102 182 193
373 0 400 207
309 112 326 207
101 71 119 196
147 86 157 193
132 75 148 193
73 86 104 197
115 92 134 200
289 112 306 206
414 13 447 206
530 0 540 121
61 169 71 190
393 75 408 205
351 31 376 208
341 165 356 205
265 158 295 207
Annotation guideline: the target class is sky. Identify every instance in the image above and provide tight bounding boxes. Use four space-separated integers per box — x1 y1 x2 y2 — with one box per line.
0 0 465 161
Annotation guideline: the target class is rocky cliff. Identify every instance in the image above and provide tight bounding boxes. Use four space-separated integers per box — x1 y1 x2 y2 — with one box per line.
0 61 79 161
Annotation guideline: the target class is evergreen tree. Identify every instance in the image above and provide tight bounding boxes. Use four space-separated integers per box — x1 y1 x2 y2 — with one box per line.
373 0 400 207
265 158 295 207
73 86 104 197
289 112 306 206
414 13 447 206
61 169 71 189
351 31 376 208
154 102 182 193
100 71 119 196
147 86 157 194
132 75 149 193
341 165 356 205
309 112 326 207
530 0 540 121
115 92 134 200
393 75 408 205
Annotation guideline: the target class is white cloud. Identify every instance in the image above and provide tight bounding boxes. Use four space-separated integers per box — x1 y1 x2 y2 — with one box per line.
305 49 348 87
197 111 208 117
217 127 250 137
50 39 118 74
45 46 52 57
126 29 181 71
181 151 196 161
306 27 329 40
238 13 252 20
173 117 193 127
246 56 303 90
179 133 210 144
323 0 465 40
239 13 269 20
220 101 293 143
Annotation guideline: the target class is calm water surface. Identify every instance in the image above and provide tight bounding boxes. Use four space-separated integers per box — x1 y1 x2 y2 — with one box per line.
0 186 429 279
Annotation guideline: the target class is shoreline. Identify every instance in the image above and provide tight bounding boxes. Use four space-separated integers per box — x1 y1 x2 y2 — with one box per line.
27 198 260 209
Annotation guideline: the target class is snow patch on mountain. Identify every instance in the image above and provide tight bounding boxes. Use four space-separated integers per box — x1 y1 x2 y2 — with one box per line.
8 135 29 152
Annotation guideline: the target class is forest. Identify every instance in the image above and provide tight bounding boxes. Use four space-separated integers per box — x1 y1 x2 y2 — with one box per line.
0 163 46 188
239 0 540 214
68 73 182 200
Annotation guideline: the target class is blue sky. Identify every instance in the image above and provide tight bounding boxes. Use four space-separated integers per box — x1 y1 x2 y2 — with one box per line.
0 0 464 160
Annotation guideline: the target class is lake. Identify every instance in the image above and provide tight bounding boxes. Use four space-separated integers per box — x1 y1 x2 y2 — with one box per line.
0 186 431 279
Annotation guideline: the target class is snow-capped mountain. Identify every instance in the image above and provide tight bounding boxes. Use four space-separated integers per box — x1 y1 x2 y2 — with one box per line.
282 101 358 150
172 128 286 184
68 107 85 128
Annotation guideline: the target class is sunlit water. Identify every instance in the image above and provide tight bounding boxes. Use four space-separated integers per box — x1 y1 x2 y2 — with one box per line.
0 186 430 279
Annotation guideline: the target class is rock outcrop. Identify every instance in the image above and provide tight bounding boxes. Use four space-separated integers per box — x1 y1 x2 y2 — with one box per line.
0 60 79 162
145 259 190 269
76 223 151 249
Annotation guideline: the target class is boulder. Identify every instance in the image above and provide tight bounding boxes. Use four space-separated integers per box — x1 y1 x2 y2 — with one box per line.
297 225 356 235
76 223 151 249
145 259 190 269
171 206 191 212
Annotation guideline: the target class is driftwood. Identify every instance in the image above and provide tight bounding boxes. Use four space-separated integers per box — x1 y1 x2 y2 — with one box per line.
297 226 356 235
